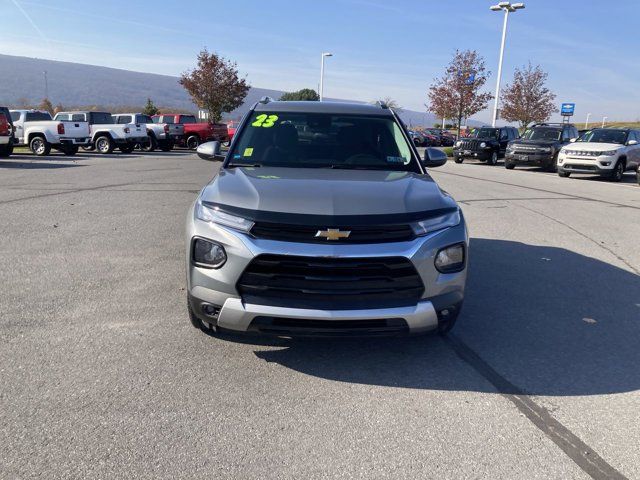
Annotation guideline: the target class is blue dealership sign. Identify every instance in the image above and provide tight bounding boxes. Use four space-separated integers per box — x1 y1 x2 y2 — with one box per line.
561 103 575 116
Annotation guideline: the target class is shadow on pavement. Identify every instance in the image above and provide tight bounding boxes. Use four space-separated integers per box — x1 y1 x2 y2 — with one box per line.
0 160 83 169
215 238 640 396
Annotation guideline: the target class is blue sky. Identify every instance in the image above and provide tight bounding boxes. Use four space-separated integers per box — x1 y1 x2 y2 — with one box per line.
0 0 638 124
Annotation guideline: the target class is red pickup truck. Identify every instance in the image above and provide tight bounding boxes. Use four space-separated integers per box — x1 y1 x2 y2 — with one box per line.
152 114 229 150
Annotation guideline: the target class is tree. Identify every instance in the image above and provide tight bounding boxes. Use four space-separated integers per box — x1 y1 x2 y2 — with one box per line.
179 49 250 123
279 88 319 101
54 103 65 114
500 63 557 129
142 98 159 116
427 50 494 138
372 97 402 111
38 98 54 115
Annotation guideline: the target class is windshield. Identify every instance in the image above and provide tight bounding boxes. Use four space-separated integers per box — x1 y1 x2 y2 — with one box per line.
471 128 498 139
577 129 628 145
228 111 418 171
521 128 561 141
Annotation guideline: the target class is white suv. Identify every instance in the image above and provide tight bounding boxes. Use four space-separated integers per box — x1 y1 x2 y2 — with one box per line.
557 128 640 182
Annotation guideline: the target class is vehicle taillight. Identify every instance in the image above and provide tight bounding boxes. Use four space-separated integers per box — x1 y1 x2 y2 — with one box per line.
0 114 8 135
57 123 65 135
124 127 130 134
164 124 170 134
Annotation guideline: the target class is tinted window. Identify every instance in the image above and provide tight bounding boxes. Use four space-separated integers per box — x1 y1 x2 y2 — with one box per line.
471 128 499 139
26 112 52 121
180 115 197 124
89 112 114 124
229 111 418 172
137 115 153 124
115 115 132 124
500 129 509 140
162 116 175 124
71 114 85 122
10 111 22 122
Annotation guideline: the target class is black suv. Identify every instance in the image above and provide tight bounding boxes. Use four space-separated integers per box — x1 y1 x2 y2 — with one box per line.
0 106 15 157
453 126 519 165
505 123 579 172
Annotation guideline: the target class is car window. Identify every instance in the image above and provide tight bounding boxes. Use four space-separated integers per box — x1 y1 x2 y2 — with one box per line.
471 128 498 139
521 128 561 141
71 114 85 122
25 112 52 122
138 115 153 124
89 112 114 124
578 129 628 145
162 116 175 124
561 129 571 141
228 111 420 172
115 115 132 124
180 115 197 124
500 129 509 140
10 111 22 122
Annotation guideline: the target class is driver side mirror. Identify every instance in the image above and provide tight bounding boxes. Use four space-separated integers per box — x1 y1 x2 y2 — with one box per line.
423 147 448 168
627 140 638 146
196 141 225 161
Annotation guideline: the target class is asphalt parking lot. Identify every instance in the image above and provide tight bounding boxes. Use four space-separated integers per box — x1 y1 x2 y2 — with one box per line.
1 150 639 479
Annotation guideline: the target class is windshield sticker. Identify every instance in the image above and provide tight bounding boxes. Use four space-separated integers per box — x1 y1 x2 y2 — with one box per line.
243 147 254 157
233 154 242 160
251 114 279 128
387 156 409 164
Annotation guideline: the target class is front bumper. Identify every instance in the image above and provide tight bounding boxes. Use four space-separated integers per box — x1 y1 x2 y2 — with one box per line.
186 204 468 336
558 155 617 175
505 151 553 165
453 149 491 161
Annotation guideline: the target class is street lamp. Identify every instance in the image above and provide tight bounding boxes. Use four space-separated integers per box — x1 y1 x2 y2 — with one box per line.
602 116 608 128
489 2 525 127
319 52 333 101
585 113 591 129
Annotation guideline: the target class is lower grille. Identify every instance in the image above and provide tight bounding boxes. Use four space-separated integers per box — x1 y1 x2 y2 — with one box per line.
237 255 425 310
248 317 409 337
250 222 415 244
565 163 597 171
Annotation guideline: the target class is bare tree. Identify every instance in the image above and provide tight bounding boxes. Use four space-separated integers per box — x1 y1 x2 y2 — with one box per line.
38 98 54 115
372 97 402 111
180 49 250 123
500 63 557 129
427 50 494 138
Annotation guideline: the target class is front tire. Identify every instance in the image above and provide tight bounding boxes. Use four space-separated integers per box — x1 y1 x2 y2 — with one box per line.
119 144 135 154
488 151 499 166
547 154 558 173
95 136 114 154
610 161 624 182
505 160 516 170
0 144 12 158
62 145 78 156
558 170 571 178
141 135 157 152
30 136 51 156
186 135 200 150
454 156 463 164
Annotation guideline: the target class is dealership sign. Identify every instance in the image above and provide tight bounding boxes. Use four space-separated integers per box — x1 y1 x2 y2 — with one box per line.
561 103 575 116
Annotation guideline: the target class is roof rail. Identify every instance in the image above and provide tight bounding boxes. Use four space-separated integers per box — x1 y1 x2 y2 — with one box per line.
258 96 273 104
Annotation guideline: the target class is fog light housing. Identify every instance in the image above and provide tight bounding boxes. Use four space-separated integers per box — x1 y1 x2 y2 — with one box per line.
192 238 227 268
435 243 466 273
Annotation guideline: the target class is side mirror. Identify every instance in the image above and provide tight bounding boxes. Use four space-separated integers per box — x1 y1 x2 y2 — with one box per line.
627 140 638 146
569 138 577 143
423 147 448 168
196 141 225 161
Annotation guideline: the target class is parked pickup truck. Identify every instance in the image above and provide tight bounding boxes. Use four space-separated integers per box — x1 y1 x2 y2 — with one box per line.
10 109 91 156
0 106 14 157
54 111 146 154
152 114 229 150
112 113 184 152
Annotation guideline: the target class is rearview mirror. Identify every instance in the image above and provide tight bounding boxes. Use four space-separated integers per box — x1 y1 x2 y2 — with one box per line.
423 147 448 168
197 141 225 161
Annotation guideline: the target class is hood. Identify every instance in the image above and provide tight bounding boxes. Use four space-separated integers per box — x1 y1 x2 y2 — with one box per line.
511 139 558 148
200 167 457 222
561 142 623 152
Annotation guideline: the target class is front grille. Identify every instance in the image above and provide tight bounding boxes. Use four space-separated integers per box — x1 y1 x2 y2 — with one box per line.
237 255 425 310
250 222 415 244
248 316 409 337
459 139 480 150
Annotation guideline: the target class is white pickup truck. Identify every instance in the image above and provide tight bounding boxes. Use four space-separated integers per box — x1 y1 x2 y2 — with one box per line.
112 113 184 152
54 111 146 154
10 110 91 156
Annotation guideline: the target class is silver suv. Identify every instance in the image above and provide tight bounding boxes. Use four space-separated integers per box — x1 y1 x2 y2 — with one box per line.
186 100 468 337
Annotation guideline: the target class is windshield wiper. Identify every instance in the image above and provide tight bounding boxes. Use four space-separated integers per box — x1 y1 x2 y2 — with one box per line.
329 164 398 170
227 163 262 168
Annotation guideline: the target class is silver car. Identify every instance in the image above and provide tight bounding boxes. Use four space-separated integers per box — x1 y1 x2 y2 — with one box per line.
186 99 468 337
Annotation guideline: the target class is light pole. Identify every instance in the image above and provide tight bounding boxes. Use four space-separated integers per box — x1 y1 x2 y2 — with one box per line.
319 52 333 101
43 70 48 99
585 113 591 129
489 2 525 127
602 116 608 128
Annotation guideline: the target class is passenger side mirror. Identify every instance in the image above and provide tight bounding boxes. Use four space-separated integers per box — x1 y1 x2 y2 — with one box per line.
196 141 225 161
627 140 638 146
423 147 448 168
569 138 577 143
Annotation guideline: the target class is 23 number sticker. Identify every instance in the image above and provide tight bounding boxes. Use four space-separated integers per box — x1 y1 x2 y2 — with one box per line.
251 114 279 128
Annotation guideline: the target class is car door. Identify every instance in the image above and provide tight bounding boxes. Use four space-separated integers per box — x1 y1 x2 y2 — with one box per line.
628 131 640 170
499 128 509 154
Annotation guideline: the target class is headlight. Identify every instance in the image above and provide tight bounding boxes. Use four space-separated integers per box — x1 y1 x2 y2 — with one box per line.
411 209 461 236
540 147 552 153
195 198 254 232
435 243 466 273
480 142 487 148
455 141 462 147
600 150 618 156
192 238 227 268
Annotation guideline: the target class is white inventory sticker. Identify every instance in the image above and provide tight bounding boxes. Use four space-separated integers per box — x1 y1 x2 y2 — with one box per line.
387 156 409 164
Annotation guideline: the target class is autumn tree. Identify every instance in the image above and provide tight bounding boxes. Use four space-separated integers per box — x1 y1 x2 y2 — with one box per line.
142 98 159 116
180 49 250 123
38 98 54 115
427 50 494 138
500 63 557 129
54 103 65 114
280 88 319 101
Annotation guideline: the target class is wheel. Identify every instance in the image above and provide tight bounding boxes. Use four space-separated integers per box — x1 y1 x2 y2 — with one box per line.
186 135 200 150
547 155 558 173
95 135 114 154
0 144 11 158
30 136 51 156
437 305 462 335
505 160 516 170
141 135 157 152
159 144 172 152
558 170 571 178
413 138 421 147
454 156 463 164
610 161 624 182
187 296 218 334
119 145 135 154
637 169 640 186
488 151 498 166
62 145 78 156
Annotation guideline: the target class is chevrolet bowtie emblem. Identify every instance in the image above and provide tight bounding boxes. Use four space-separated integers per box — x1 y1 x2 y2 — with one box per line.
315 228 351 241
